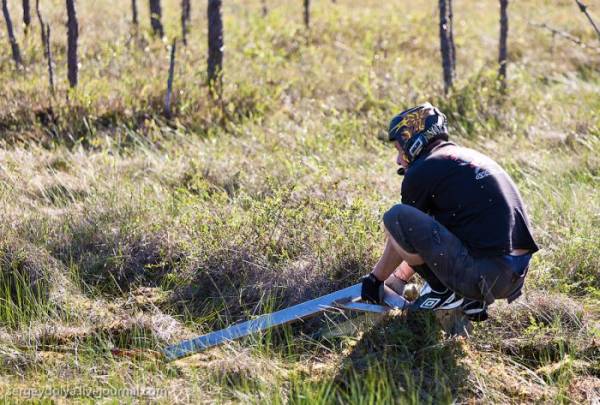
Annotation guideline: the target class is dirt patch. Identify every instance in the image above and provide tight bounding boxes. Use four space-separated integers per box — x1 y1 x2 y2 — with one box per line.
95 311 185 349
568 376 600 403
461 348 557 403
30 308 190 352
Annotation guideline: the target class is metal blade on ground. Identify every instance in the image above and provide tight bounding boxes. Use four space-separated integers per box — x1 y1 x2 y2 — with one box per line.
163 283 408 361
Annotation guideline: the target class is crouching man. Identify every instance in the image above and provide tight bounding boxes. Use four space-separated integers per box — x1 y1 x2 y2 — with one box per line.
361 103 539 321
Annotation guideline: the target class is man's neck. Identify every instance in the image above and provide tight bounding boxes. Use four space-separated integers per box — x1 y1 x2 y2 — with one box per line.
413 139 448 162
424 139 446 153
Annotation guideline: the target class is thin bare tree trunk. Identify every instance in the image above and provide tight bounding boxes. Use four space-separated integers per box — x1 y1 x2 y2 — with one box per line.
165 39 177 117
181 14 187 45
22 0 31 34
498 0 509 92
45 23 54 95
304 0 310 28
35 0 47 58
182 0 190 22
149 0 164 37
181 0 190 45
447 0 456 72
207 0 223 85
66 0 78 88
438 0 454 94
261 0 267 17
131 0 138 25
2 0 23 67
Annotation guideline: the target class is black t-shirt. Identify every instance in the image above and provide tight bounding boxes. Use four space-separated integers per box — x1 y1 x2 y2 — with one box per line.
401 141 539 258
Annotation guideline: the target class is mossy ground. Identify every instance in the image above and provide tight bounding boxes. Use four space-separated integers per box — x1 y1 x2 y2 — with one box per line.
0 0 599 402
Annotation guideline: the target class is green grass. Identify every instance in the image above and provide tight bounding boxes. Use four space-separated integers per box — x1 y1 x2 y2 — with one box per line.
0 0 599 402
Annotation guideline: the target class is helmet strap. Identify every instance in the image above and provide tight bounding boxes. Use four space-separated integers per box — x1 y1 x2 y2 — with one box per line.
406 135 426 160
403 123 448 161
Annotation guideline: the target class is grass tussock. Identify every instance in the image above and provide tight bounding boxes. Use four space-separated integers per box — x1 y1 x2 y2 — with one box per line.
0 234 66 328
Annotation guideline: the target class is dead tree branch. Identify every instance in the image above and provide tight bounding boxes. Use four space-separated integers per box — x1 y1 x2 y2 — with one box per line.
530 22 600 51
574 0 600 41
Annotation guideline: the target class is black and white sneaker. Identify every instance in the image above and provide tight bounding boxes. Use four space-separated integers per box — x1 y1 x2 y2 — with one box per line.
410 283 464 311
462 299 489 322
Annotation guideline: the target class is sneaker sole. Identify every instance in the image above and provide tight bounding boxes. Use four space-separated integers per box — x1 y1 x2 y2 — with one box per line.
412 294 464 311
463 307 485 316
436 295 464 311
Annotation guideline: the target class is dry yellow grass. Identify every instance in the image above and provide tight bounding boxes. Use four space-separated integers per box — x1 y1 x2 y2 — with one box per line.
0 0 599 402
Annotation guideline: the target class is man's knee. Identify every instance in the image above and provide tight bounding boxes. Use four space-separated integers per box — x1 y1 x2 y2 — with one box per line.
382 204 422 254
382 204 420 232
384 229 425 266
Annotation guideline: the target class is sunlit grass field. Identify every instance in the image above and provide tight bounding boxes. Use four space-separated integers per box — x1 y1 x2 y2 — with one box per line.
0 0 599 402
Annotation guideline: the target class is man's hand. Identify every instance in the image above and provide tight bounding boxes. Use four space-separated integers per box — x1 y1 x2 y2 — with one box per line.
361 273 384 304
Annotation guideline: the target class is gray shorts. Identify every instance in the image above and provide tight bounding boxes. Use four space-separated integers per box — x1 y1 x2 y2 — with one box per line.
382 204 528 304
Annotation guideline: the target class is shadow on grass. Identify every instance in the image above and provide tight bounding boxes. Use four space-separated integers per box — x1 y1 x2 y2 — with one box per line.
51 220 180 297
329 312 468 404
187 304 469 403
168 251 369 331
0 80 268 149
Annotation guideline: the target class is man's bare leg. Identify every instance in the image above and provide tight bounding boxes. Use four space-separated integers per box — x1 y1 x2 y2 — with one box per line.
395 261 416 282
372 230 424 282
386 229 424 267
384 260 417 296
